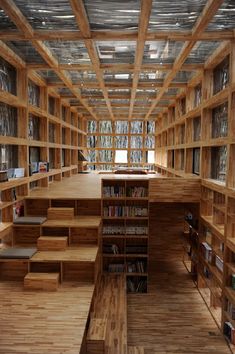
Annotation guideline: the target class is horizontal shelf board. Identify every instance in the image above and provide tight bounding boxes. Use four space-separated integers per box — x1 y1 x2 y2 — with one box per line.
126 273 148 276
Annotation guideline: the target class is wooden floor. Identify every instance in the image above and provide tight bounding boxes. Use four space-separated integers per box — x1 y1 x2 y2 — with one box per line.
0 281 94 354
128 202 232 354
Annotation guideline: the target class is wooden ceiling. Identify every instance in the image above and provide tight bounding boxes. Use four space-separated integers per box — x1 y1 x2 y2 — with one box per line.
0 0 233 120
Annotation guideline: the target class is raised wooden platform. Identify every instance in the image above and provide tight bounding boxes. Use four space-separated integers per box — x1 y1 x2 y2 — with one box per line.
31 246 98 262
24 272 59 291
47 207 75 220
42 216 101 229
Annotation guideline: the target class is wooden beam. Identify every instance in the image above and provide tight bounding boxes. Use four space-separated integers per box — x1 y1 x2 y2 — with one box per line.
26 62 204 72
129 0 152 119
0 0 99 120
0 40 25 68
69 0 115 120
0 29 233 42
47 81 186 89
145 0 224 120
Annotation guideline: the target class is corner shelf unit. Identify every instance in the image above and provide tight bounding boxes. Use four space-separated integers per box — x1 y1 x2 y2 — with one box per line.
101 177 149 293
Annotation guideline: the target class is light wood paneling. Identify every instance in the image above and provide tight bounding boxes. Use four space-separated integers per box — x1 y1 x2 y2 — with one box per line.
149 178 201 203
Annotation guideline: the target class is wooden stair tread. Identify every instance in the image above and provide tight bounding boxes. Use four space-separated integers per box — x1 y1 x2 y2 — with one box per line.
87 318 107 341
31 246 98 262
38 236 68 241
24 272 59 280
42 216 101 229
47 207 74 220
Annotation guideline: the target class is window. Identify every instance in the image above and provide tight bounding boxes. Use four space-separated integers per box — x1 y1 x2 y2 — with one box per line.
147 151 155 163
115 150 128 163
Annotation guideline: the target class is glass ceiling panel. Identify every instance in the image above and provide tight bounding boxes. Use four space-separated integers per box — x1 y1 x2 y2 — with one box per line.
185 41 221 64
104 72 133 80
14 0 79 30
139 72 167 80
207 0 235 30
57 88 73 95
84 0 141 31
143 41 184 64
173 71 195 83
44 41 91 64
6 41 46 64
0 9 17 30
38 70 61 83
149 0 207 31
69 71 97 83
96 41 136 64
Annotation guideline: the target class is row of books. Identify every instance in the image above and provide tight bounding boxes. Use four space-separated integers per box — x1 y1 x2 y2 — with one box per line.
127 278 147 293
201 242 212 263
103 244 147 255
127 261 146 273
215 254 223 272
103 206 148 217
103 186 125 197
126 186 148 197
103 225 125 235
126 226 148 235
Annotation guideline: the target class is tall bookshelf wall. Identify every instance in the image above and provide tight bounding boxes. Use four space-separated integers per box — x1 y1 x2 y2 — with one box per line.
154 42 235 347
0 53 86 225
87 120 155 171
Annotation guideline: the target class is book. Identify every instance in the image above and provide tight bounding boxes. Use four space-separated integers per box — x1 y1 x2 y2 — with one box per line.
38 161 49 173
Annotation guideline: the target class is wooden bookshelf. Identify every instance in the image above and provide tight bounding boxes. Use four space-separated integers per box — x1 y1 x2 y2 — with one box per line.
101 177 149 293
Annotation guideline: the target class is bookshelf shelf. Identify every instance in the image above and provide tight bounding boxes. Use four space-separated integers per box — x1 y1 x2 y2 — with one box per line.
101 178 149 292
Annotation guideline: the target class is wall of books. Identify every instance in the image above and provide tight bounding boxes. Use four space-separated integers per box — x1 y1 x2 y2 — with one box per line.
87 120 155 171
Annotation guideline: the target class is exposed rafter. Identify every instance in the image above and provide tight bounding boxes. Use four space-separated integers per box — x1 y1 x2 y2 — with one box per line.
128 0 152 120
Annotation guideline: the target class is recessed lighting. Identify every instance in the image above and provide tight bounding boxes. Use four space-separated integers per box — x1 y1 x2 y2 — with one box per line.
42 21 46 26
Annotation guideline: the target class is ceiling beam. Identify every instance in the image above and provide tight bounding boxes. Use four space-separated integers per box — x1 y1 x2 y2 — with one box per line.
0 0 99 120
129 0 152 119
69 0 115 120
47 81 187 89
0 29 233 41
26 62 204 72
145 0 224 120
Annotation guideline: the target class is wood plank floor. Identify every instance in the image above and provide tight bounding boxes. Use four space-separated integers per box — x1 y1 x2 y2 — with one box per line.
128 260 232 354
128 202 232 354
0 281 94 354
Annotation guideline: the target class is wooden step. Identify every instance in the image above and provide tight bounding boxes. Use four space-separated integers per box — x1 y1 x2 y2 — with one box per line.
87 318 107 354
24 272 60 291
37 236 68 251
47 207 74 220
128 346 145 354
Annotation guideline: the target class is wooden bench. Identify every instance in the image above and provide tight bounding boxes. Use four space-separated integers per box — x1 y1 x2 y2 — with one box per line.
87 318 107 354
47 207 74 220
37 236 68 251
128 346 145 354
87 274 127 354
24 272 60 291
